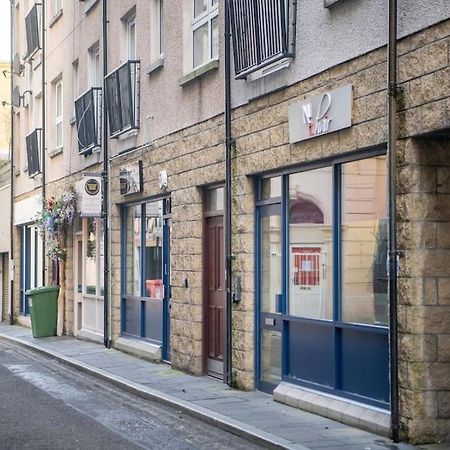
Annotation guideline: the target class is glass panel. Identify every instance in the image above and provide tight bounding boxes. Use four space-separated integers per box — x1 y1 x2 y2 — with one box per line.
35 228 43 287
206 187 224 212
261 214 282 313
144 201 163 299
144 299 163 343
98 219 104 296
125 205 142 296
85 218 97 295
128 18 136 59
261 330 281 385
56 83 62 116
77 239 82 293
261 176 281 201
193 22 208 67
211 15 219 59
289 168 333 320
194 0 207 18
341 156 388 326
56 122 63 148
82 296 97 331
124 299 141 337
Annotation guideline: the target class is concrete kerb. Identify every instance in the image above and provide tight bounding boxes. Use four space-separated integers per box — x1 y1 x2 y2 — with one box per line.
0 332 305 450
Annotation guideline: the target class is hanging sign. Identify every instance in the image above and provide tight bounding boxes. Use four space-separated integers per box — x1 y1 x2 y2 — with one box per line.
288 84 352 143
120 160 143 195
76 174 102 217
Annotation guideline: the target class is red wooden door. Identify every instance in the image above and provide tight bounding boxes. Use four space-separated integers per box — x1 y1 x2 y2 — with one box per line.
205 215 225 377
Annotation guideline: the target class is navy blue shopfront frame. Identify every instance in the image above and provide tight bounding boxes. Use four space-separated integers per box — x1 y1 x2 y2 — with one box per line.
255 147 390 410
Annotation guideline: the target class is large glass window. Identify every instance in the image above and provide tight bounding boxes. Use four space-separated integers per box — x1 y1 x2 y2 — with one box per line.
122 200 169 344
256 153 390 407
261 213 282 314
288 168 333 320
341 156 388 325
82 218 104 297
144 201 163 300
192 0 218 69
125 205 141 297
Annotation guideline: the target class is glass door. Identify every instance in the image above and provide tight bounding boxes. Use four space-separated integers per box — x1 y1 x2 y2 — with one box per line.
258 204 282 393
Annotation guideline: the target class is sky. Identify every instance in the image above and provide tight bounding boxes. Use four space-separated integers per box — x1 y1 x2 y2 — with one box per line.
0 0 10 62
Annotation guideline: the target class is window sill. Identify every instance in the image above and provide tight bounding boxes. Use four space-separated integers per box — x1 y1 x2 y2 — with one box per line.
49 147 63 158
324 0 344 7
179 59 219 87
84 0 99 14
147 57 164 76
49 9 63 28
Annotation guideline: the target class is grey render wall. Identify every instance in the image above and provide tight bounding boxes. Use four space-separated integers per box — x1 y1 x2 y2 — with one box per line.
232 0 450 105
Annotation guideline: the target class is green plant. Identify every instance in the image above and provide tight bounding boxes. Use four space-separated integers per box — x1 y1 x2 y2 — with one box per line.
35 186 77 260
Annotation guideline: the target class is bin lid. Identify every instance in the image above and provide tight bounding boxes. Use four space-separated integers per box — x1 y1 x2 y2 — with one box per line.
25 285 60 296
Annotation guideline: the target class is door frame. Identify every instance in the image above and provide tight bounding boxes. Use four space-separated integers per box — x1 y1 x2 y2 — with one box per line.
202 186 226 380
255 203 283 393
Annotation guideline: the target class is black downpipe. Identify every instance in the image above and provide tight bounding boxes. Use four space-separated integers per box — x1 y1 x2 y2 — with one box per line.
388 0 399 442
102 0 110 349
9 0 14 325
224 0 233 385
41 0 46 284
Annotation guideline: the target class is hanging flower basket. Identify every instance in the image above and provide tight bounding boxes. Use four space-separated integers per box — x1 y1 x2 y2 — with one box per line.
35 186 77 260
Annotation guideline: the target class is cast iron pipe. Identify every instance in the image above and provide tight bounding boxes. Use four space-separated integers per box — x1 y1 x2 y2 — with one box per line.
9 0 14 325
41 0 46 283
224 0 233 385
102 0 111 349
388 0 400 442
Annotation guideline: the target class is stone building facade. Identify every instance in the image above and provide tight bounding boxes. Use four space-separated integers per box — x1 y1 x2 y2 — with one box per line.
9 0 450 444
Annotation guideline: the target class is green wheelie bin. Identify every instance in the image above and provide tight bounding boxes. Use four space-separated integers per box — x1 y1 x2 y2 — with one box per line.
25 286 59 338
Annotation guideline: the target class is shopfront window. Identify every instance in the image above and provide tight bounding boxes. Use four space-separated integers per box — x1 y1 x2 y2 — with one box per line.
144 201 163 299
125 205 141 297
122 199 170 345
256 151 390 407
82 218 104 297
341 156 388 325
288 168 333 320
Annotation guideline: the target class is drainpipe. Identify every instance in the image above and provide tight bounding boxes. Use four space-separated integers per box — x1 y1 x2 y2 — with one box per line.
224 0 233 386
9 0 14 325
388 0 399 442
102 0 111 349
41 0 46 284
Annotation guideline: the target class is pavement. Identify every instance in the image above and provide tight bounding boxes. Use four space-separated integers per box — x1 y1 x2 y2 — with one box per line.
0 324 417 450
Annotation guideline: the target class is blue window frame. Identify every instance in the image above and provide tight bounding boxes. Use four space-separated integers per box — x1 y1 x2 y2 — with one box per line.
121 198 171 360
255 148 389 409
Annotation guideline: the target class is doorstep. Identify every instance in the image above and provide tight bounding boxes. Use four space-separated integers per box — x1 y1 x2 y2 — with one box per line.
76 329 104 345
113 336 161 362
273 382 391 437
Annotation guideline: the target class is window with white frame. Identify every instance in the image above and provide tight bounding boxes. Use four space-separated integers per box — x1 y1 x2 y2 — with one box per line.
89 44 101 87
150 0 164 64
52 0 63 17
55 80 63 149
192 0 218 69
127 15 136 60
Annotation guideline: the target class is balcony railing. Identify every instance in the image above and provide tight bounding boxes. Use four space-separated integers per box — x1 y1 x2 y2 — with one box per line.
25 5 40 58
75 87 102 155
25 128 42 177
104 60 140 138
229 0 296 79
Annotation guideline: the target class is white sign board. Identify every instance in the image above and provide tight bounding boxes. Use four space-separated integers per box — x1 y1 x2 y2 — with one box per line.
120 161 143 195
14 194 41 225
288 84 352 144
76 174 102 218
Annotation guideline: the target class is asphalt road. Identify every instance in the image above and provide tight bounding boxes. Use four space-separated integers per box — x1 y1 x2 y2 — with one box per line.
0 340 262 450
